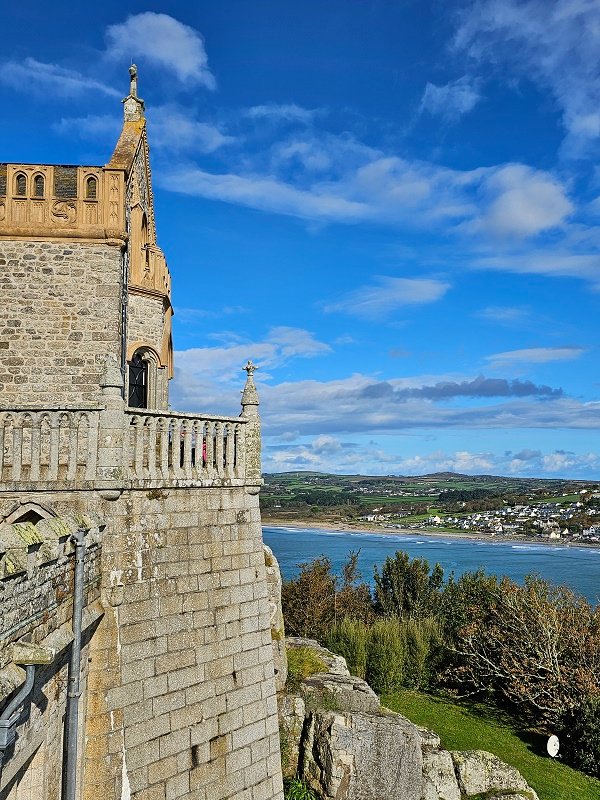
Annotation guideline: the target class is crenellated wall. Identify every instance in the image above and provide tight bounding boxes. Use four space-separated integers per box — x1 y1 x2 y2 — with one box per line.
0 513 104 800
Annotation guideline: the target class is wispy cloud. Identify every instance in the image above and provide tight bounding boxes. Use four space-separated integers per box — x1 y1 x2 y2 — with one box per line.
245 103 319 124
323 277 451 319
486 346 585 368
105 12 216 88
0 58 119 98
475 305 529 324
455 0 600 156
420 75 482 122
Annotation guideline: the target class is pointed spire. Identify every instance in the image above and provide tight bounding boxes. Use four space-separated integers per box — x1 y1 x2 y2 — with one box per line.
122 64 145 122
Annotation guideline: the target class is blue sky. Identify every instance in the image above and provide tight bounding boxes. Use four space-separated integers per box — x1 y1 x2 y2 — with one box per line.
2 1 599 479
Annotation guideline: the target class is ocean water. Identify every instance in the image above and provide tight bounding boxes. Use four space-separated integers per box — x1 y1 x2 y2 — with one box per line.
263 525 600 606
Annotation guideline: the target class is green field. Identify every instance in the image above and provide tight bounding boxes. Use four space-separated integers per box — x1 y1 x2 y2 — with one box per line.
382 690 600 800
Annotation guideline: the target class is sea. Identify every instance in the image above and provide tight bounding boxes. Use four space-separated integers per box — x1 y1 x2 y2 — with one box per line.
263 525 600 606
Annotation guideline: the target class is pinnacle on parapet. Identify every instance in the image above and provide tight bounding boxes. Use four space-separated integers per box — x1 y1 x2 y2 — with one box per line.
241 360 260 408
123 64 145 122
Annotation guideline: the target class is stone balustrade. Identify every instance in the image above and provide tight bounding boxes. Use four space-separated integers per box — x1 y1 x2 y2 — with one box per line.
123 409 247 486
0 408 101 490
0 406 252 491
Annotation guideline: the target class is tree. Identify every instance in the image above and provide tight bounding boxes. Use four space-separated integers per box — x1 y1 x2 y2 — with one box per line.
281 551 373 641
441 572 600 725
373 550 444 619
281 556 337 640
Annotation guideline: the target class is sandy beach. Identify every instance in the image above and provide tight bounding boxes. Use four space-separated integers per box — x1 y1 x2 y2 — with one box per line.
261 517 600 550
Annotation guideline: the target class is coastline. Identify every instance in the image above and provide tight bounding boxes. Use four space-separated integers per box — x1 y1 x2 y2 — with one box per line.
261 517 600 550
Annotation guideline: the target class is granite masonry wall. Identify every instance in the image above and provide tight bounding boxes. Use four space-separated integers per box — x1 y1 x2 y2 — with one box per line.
0 486 284 800
0 241 122 405
83 486 283 800
0 510 103 800
126 292 170 409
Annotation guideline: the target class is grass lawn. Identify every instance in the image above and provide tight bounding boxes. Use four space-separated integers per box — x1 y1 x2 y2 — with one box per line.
382 689 600 800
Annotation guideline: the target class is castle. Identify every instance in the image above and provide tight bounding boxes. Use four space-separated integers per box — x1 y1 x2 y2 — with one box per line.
0 67 284 800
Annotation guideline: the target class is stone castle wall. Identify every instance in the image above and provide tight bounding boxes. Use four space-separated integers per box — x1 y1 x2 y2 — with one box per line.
0 512 103 800
0 240 123 406
84 486 282 800
0 486 283 800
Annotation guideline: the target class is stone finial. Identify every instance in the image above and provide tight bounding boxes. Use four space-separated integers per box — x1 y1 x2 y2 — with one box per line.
241 360 260 412
100 354 123 391
123 64 145 122
129 64 138 97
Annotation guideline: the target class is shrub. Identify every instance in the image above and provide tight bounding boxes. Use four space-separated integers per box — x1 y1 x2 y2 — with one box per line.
366 618 404 693
400 616 442 690
283 777 318 800
286 646 327 691
326 617 368 678
557 696 600 778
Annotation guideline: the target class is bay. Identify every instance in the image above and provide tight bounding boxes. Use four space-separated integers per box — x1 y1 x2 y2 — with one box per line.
263 525 600 606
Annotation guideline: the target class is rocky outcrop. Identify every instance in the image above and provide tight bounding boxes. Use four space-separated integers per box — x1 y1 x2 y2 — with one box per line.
302 709 424 800
452 750 538 800
279 637 539 800
264 544 287 691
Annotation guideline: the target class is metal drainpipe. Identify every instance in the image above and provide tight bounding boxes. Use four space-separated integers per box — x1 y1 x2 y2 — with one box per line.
120 243 129 401
0 664 36 771
63 528 86 800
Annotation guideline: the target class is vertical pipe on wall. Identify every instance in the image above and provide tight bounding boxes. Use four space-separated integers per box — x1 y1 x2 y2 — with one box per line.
63 528 86 800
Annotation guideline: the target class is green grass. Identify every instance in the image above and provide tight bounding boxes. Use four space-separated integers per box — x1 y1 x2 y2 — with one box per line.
382 690 600 800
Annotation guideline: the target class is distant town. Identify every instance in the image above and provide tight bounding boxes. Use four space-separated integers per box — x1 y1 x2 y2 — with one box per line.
260 471 600 544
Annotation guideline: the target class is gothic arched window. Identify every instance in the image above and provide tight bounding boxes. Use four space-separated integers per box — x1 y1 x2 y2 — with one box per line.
33 174 45 197
86 176 97 200
128 351 148 408
15 173 26 196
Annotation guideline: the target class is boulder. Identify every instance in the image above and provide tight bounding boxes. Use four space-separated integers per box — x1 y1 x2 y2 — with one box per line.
422 749 461 800
286 636 351 676
301 672 380 714
301 709 424 800
451 750 539 800
264 544 287 691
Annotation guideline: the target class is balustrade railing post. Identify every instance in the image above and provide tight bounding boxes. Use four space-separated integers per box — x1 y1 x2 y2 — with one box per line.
96 355 126 499
240 361 262 494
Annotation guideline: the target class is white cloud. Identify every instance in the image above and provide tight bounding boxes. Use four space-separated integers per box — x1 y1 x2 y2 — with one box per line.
455 0 600 155
476 306 529 323
420 76 482 121
476 165 573 237
263 441 600 478
245 103 318 124
472 250 600 288
0 58 119 98
486 346 585 368
105 12 216 88
53 114 121 139
147 107 234 153
323 277 451 319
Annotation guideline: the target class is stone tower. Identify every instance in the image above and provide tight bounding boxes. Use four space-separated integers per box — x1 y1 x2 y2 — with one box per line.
0 69 283 800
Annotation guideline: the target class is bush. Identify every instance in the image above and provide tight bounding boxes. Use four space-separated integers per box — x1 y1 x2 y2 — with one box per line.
557 696 600 778
366 618 404 693
326 617 368 678
281 551 373 641
286 646 327 691
400 616 442 690
283 777 318 800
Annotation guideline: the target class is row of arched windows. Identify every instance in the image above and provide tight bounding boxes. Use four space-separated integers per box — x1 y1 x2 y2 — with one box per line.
12 173 98 199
